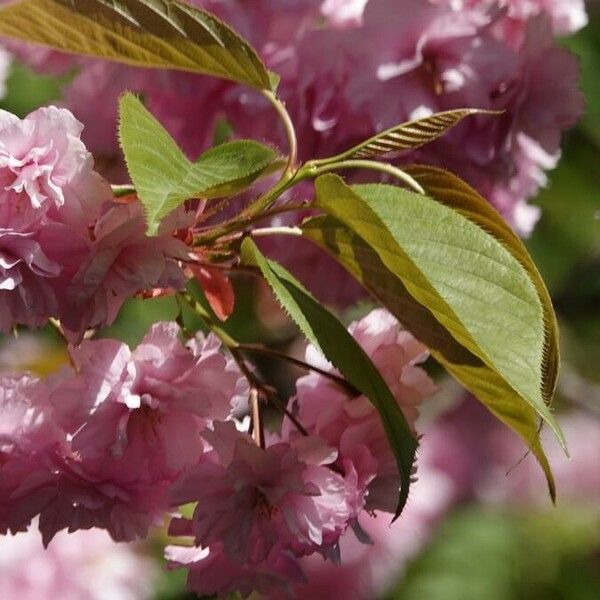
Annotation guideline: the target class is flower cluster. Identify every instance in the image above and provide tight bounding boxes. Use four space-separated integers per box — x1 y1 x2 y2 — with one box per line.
0 322 245 545
267 427 456 600
165 309 437 597
282 309 437 513
1 1 585 307
5 0 585 234
0 107 191 340
0 309 437 597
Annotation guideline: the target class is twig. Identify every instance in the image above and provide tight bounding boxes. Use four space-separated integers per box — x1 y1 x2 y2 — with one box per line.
306 159 425 195
239 343 359 396
250 387 265 448
230 346 309 438
182 257 261 277
182 293 311 440
262 90 298 174
250 226 303 238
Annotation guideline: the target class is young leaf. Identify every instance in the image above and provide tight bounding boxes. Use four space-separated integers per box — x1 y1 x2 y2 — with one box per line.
118 94 276 234
190 265 235 322
302 214 556 499
323 109 499 162
240 237 417 518
0 0 273 90
173 140 278 203
119 93 190 234
311 174 565 493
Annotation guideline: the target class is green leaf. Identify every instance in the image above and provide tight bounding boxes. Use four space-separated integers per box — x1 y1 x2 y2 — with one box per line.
308 173 565 498
118 94 189 234
173 140 279 203
404 165 559 406
325 109 499 162
302 215 556 499
118 93 276 234
0 0 273 90
240 237 417 518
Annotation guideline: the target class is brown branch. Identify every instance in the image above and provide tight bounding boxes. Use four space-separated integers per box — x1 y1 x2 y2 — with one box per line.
230 347 309 438
239 343 359 396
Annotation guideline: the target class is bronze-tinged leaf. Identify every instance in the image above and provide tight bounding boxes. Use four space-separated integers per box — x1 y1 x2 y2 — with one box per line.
325 108 500 162
0 0 273 89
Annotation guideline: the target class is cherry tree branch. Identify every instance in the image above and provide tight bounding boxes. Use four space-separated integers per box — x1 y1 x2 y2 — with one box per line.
238 343 359 396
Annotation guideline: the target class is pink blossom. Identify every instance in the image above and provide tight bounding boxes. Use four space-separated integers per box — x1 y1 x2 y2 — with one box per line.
1 323 245 545
0 520 156 600
357 2 582 233
0 106 108 226
166 539 306 599
285 309 437 513
59 202 191 340
0 107 113 332
0 374 55 451
0 106 189 339
490 133 557 235
268 427 457 600
0 374 64 536
170 421 358 566
0 222 90 332
5 380 178 542
53 322 244 470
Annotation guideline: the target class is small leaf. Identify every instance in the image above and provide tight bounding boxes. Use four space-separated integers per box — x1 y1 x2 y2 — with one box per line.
0 0 273 90
191 265 235 321
310 174 565 498
119 93 190 234
173 139 278 202
328 109 499 162
240 237 417 517
118 94 276 234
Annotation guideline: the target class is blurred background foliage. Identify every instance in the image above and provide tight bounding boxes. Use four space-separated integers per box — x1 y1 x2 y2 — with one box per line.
0 4 598 600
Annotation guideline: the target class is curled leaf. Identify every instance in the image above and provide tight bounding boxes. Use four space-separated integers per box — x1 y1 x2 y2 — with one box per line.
323 108 501 162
